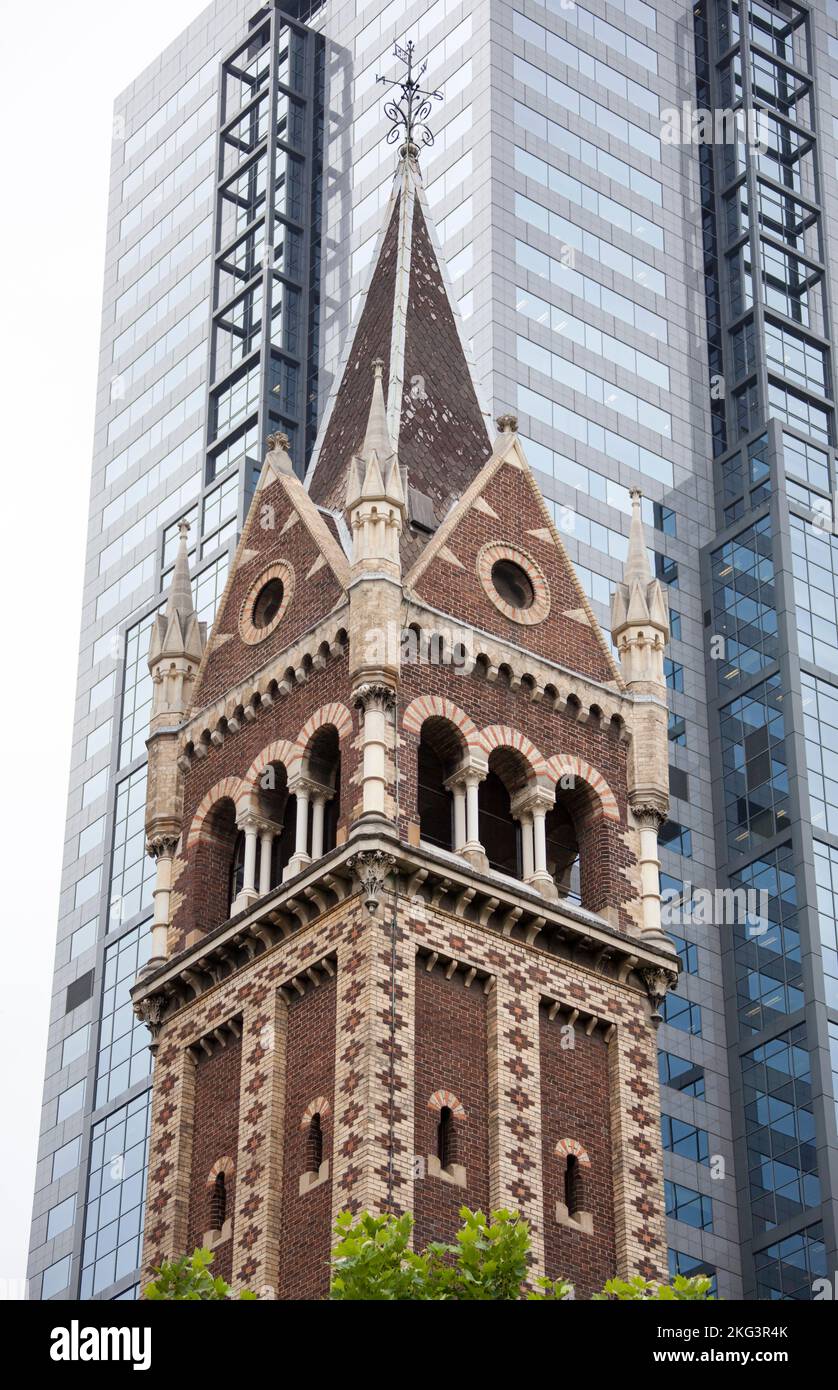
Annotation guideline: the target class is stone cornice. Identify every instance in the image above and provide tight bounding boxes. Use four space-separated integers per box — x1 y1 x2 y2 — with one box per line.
401 596 660 729
131 829 679 1028
177 604 350 767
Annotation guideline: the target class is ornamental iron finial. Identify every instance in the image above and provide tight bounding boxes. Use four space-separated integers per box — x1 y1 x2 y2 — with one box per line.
376 40 442 153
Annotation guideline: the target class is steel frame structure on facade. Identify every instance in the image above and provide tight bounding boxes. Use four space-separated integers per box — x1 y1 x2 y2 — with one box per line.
697 0 838 1298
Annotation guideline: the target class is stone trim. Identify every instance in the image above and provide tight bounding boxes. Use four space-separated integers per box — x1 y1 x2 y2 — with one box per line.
186 777 242 849
299 1161 330 1196
546 754 621 822
300 1096 332 1128
402 695 481 748
206 1155 236 1182
296 702 354 761
477 723 549 778
240 739 299 801
427 1088 466 1118
555 1137 591 1166
476 540 551 626
403 597 637 722
180 612 349 766
239 561 295 646
133 835 679 1026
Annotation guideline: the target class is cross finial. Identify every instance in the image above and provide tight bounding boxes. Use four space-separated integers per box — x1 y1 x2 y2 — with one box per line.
377 40 442 154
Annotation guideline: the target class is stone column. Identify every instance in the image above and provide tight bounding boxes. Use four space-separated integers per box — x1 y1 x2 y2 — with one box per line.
459 763 488 870
519 810 534 880
284 778 313 880
352 683 396 825
310 787 333 860
444 773 468 853
258 822 277 897
512 787 558 899
632 802 670 945
231 812 261 914
146 834 178 966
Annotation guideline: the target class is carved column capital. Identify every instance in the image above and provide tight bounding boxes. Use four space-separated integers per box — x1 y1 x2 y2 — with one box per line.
284 775 319 803
630 799 668 831
445 758 488 794
347 850 396 915
147 833 180 860
353 682 396 715
510 785 556 819
134 992 167 1039
639 965 678 1016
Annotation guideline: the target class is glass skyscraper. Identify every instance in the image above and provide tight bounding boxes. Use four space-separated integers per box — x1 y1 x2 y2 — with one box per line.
28 0 838 1300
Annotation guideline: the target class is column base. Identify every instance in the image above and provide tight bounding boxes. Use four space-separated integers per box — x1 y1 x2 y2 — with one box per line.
231 888 260 915
641 926 679 953
283 854 311 882
526 871 558 900
460 843 489 872
138 956 167 979
349 811 395 837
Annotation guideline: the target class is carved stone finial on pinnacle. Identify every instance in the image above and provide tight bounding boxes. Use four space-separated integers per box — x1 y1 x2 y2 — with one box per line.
177 517 191 540
372 357 385 379
267 431 290 453
496 413 518 434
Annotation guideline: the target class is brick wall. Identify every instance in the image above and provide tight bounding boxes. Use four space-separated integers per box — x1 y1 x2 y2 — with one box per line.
195 474 345 709
278 974 337 1299
413 963 490 1251
539 1009 616 1297
411 456 615 682
189 798 238 935
186 1030 242 1283
142 895 667 1295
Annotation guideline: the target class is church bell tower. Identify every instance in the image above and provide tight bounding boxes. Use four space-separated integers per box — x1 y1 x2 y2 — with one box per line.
133 71 678 1299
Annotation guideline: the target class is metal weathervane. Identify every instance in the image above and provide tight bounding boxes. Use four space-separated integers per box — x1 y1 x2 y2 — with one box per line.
377 40 442 153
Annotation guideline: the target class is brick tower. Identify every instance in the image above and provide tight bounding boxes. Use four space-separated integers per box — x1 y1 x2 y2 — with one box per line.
133 139 679 1300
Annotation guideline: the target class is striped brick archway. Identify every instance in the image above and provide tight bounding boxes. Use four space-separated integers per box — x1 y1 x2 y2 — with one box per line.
546 754 620 822
187 777 244 848
402 695 482 751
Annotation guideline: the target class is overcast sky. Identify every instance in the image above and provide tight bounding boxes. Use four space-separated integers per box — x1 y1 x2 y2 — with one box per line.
0 0 209 1296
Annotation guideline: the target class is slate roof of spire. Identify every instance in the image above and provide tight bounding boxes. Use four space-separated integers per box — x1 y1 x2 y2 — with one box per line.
305 152 493 568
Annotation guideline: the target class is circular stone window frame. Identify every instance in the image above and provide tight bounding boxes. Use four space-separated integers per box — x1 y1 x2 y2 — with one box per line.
476 541 550 626
239 561 295 645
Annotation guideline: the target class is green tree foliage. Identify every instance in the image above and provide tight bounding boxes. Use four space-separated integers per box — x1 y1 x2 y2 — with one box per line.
329 1208 713 1302
143 1214 714 1301
144 1247 257 1300
592 1274 715 1301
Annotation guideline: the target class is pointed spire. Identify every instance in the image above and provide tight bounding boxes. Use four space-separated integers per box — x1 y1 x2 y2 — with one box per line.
360 359 395 466
610 489 669 690
347 360 402 511
305 148 492 563
361 451 388 501
148 517 205 724
166 519 197 626
624 489 653 588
